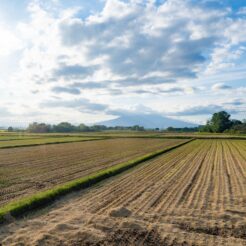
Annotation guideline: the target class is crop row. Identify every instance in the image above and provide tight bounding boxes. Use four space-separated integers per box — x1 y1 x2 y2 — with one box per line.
0 138 187 206
0 136 103 149
21 139 244 246
86 139 245 245
0 139 245 245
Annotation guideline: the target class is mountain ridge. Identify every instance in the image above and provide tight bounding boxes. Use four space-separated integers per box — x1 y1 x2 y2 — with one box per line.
97 113 197 129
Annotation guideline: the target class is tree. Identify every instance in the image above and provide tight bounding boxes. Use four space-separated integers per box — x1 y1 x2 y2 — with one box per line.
77 123 90 132
131 125 144 131
90 125 107 131
167 127 175 132
199 120 212 132
7 126 13 132
209 111 232 133
230 120 246 133
231 119 242 126
53 122 75 132
27 122 51 133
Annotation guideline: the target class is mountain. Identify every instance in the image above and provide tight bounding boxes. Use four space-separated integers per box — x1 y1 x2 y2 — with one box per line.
97 113 197 129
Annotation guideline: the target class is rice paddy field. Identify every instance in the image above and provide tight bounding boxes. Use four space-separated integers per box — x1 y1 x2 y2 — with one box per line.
0 137 186 206
0 136 103 148
0 134 245 245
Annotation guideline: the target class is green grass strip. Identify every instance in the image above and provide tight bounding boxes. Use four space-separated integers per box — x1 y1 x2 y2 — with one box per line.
0 138 194 224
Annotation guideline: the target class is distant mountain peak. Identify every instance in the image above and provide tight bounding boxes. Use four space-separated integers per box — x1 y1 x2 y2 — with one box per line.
97 113 197 129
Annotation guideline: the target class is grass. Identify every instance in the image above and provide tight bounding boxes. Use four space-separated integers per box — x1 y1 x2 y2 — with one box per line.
0 131 245 141
0 138 193 223
0 136 41 141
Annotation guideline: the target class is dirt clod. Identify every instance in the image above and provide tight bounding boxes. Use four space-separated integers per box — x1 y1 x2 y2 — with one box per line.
109 207 132 218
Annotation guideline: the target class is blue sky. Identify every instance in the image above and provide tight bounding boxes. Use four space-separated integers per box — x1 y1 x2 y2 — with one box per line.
0 0 245 126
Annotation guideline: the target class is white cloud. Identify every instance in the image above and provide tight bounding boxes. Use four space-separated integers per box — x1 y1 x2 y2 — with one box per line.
225 19 246 45
0 0 246 125
87 0 136 24
238 7 246 15
211 83 232 91
0 24 22 57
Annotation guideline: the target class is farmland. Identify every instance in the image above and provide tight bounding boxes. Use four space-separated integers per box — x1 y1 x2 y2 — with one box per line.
0 135 39 141
0 138 245 245
1 131 245 140
0 137 186 206
0 136 103 148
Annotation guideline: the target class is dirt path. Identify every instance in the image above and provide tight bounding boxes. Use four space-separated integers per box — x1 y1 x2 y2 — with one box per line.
0 140 245 245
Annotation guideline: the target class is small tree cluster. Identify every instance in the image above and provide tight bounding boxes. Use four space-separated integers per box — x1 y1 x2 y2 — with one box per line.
166 127 199 132
199 111 245 133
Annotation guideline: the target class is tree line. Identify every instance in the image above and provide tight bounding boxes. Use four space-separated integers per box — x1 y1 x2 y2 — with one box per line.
25 122 145 133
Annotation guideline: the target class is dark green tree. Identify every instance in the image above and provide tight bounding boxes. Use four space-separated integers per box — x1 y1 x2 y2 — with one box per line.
53 122 75 132
77 123 90 132
131 125 144 131
7 126 14 132
230 119 246 133
27 122 51 133
90 125 107 131
209 111 232 133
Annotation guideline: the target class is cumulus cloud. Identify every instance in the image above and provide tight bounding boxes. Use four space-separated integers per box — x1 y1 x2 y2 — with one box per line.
224 99 245 106
130 86 195 95
72 82 107 89
0 24 23 57
107 104 155 117
51 86 81 95
40 98 108 112
238 7 246 15
56 0 227 86
0 107 12 117
170 103 245 116
17 0 246 91
211 83 232 91
52 64 96 79
1 0 246 124
59 19 84 46
170 104 225 116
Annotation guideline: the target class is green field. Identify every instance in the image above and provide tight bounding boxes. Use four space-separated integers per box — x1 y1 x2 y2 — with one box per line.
0 131 245 140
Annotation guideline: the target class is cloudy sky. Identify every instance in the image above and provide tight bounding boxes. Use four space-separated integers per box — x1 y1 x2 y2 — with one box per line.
0 0 245 127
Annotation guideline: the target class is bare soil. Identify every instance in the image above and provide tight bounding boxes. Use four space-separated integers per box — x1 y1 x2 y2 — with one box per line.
0 139 245 245
0 138 185 206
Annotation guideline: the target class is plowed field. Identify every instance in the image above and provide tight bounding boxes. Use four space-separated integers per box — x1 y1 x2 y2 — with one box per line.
0 139 245 245
0 136 101 148
0 138 186 206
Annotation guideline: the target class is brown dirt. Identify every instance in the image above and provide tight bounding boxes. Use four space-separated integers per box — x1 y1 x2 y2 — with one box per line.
108 207 132 218
0 138 185 206
0 140 245 245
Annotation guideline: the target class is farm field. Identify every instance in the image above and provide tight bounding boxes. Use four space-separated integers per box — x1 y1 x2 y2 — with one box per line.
1 131 245 140
0 138 186 206
0 136 103 149
0 136 41 141
0 139 245 245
